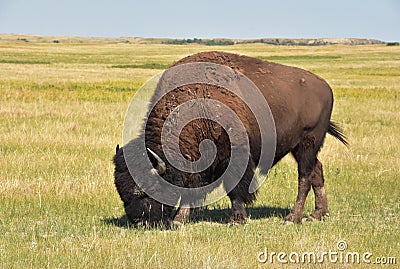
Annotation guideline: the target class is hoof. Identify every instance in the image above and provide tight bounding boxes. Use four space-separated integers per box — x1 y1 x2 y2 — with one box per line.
307 212 330 222
173 220 184 226
321 212 330 221
228 213 247 225
310 210 330 221
282 220 295 225
227 221 241 227
229 207 247 225
283 212 302 224
306 216 318 222
228 217 246 225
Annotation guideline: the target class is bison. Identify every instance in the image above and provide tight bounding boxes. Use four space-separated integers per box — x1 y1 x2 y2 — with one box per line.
113 51 347 227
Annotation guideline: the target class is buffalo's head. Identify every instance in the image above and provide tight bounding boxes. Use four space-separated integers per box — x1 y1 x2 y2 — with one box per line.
113 144 177 228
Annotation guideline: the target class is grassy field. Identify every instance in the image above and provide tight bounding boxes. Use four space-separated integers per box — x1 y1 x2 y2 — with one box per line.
0 40 399 268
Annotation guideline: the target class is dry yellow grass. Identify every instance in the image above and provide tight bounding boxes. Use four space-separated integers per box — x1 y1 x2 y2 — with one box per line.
0 40 399 268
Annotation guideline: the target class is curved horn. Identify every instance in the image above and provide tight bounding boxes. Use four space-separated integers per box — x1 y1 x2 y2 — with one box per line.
147 148 166 175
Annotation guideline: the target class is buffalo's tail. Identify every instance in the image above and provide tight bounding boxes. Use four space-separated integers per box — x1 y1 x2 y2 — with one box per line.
328 121 349 146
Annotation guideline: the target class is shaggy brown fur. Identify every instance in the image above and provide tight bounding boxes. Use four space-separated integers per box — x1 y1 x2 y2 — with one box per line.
114 51 347 227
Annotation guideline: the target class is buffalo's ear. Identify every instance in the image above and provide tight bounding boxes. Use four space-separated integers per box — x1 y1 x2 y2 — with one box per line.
115 144 120 154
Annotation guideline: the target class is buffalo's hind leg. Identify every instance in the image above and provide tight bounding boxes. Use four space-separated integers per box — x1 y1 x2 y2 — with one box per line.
284 134 329 224
309 159 329 220
283 169 312 224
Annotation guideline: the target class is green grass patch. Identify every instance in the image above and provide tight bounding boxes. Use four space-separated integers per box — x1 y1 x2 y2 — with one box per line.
259 55 342 62
0 59 51 64
111 63 169 69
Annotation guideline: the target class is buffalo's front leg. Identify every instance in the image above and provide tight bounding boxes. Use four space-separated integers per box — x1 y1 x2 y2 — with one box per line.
228 199 247 224
227 160 256 224
173 206 190 223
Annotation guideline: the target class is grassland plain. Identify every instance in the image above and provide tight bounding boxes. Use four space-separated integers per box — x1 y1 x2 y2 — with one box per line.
0 39 399 268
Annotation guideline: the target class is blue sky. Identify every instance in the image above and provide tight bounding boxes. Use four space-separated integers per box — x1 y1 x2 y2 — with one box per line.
0 0 399 41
